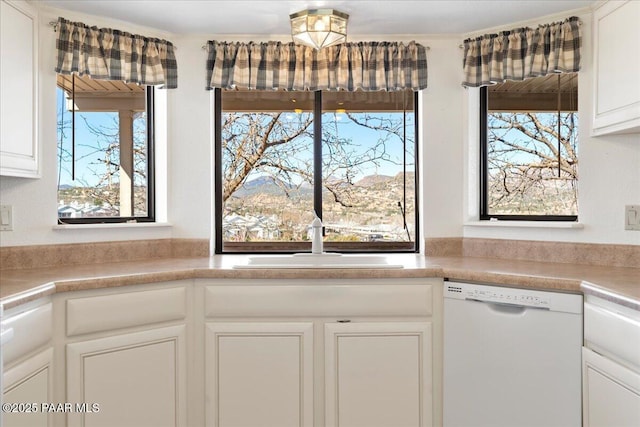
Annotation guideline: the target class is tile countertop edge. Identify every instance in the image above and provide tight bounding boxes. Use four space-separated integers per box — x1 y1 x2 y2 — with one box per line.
0 282 57 310
1 256 638 311
581 281 640 311
53 270 198 294
441 268 584 293
191 267 443 280
0 265 445 310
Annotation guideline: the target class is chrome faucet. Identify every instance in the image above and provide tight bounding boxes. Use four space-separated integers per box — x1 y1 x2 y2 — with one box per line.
311 214 323 254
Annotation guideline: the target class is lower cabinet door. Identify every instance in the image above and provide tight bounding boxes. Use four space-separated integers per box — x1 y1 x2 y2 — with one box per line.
325 322 432 427
66 325 187 427
583 347 640 427
205 322 314 427
2 348 53 427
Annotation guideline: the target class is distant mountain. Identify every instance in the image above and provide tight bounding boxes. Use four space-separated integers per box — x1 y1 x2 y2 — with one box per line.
234 176 313 197
355 174 393 187
393 171 415 184
356 172 416 188
231 172 415 199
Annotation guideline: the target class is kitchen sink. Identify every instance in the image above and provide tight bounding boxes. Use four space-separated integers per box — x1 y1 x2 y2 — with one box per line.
232 253 404 269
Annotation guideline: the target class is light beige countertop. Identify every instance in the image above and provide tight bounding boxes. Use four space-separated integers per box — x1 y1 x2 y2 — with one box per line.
1 254 638 310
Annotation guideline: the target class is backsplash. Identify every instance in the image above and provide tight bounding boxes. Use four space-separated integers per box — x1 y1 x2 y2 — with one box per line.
425 237 639 268
423 238 464 257
0 239 209 270
1 237 636 270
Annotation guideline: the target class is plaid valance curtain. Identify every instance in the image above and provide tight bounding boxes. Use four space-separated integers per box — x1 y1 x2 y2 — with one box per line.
54 17 178 89
206 41 428 91
462 16 581 87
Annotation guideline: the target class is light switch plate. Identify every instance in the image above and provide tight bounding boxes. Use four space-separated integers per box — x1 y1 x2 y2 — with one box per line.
0 205 12 231
625 205 640 231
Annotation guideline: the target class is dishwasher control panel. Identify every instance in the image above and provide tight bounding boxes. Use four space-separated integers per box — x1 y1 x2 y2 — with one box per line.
445 282 551 309
445 282 583 314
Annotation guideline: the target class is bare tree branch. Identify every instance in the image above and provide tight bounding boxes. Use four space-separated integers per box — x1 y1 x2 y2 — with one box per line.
487 112 578 215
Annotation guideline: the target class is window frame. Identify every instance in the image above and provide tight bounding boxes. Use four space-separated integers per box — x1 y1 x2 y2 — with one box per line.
479 86 578 222
214 88 420 254
57 85 156 225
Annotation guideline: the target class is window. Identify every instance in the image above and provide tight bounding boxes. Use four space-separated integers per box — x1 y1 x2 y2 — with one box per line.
215 89 418 253
480 73 578 221
56 75 155 223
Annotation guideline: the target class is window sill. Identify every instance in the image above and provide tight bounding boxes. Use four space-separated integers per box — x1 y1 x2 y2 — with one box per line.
464 220 584 229
53 222 172 230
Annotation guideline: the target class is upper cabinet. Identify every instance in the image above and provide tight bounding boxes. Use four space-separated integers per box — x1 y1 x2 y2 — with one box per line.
592 0 640 136
0 0 39 177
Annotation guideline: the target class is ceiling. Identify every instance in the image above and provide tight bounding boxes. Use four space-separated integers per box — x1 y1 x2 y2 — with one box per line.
57 74 145 95
41 0 593 35
488 73 579 111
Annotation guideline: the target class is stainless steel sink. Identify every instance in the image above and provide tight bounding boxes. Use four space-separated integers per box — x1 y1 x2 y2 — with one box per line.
232 253 404 269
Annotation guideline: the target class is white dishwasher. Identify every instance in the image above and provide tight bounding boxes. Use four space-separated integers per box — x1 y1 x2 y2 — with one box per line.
443 281 583 427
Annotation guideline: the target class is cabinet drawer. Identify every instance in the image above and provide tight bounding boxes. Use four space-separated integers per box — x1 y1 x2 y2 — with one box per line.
66 286 186 336
1 303 52 365
584 302 640 372
205 280 433 318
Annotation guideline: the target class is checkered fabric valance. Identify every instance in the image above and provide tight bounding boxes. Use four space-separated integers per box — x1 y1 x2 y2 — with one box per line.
54 17 178 89
462 16 581 88
206 41 428 91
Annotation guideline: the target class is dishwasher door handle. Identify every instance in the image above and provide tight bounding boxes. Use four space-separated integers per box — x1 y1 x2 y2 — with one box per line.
466 298 549 313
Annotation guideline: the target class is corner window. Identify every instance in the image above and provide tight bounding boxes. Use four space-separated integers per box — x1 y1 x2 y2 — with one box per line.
215 89 418 253
480 73 578 221
56 75 155 223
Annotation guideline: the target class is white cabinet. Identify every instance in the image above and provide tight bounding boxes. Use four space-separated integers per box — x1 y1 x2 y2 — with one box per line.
61 284 189 427
205 322 314 427
202 278 442 427
66 325 187 427
1 301 53 427
0 0 39 177
2 348 53 427
324 322 432 427
592 0 640 135
3 277 441 427
582 295 640 426
583 347 640 426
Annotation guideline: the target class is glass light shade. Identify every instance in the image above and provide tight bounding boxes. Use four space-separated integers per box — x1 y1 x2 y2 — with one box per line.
290 9 349 49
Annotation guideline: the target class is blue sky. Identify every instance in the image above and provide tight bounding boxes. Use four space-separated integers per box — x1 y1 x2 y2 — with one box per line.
59 87 414 189
57 87 120 187
323 111 415 179
57 87 148 189
225 110 415 187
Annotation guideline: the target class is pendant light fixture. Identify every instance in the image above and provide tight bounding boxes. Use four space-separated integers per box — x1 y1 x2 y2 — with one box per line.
289 9 349 49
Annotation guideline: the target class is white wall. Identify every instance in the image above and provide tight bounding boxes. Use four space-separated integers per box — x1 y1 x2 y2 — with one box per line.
165 35 213 241
0 5 637 247
418 38 466 239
